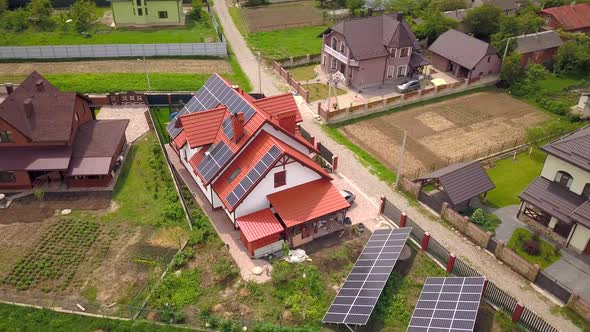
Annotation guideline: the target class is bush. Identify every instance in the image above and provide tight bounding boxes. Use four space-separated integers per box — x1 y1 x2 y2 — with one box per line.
187 0 203 21
469 208 501 233
522 239 540 256
68 0 97 33
213 257 238 282
0 8 29 32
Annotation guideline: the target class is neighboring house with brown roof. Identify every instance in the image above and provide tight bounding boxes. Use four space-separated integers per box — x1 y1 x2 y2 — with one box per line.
539 3 590 34
429 29 501 80
514 31 563 68
518 125 590 255
470 0 520 14
0 72 128 190
319 13 429 89
167 74 350 258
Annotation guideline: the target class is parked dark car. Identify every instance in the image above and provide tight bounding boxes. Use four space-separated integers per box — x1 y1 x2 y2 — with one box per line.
340 190 356 205
397 79 421 93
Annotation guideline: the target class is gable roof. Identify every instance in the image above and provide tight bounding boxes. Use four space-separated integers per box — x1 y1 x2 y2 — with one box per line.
0 72 81 142
415 161 495 205
515 31 563 54
541 125 590 172
429 30 498 70
253 93 303 123
540 3 590 31
237 208 285 243
323 14 419 61
179 106 227 148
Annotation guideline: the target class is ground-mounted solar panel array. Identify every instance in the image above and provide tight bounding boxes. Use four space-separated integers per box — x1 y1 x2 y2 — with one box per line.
323 227 412 326
167 74 257 139
407 277 486 332
196 141 233 182
225 145 282 207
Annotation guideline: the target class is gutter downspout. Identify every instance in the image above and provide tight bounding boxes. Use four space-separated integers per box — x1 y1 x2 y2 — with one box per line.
566 223 577 248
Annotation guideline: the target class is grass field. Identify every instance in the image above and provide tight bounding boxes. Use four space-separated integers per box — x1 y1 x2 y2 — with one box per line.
152 107 172 144
288 64 317 81
248 25 327 60
507 228 561 269
486 150 546 207
303 83 346 102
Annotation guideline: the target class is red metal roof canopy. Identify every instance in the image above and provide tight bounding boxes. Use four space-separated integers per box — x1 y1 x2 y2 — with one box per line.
267 179 350 228
237 208 285 242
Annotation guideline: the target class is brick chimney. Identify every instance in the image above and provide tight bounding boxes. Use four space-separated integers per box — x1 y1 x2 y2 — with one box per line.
395 13 404 21
23 98 34 118
5 84 13 95
35 79 44 92
231 112 245 143
274 110 297 134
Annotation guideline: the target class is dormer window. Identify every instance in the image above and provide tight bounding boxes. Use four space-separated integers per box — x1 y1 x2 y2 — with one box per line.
331 37 337 49
0 130 13 143
555 171 573 189
400 47 410 57
389 48 397 58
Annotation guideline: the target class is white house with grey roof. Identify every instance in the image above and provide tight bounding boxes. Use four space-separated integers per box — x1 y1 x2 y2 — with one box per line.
518 125 590 255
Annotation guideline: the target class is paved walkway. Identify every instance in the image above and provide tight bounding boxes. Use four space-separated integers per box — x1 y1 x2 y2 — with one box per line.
96 105 150 143
213 3 580 329
490 205 523 242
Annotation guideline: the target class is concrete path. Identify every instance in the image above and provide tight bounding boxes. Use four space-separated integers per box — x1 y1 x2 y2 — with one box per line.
96 105 149 143
491 205 525 242
545 250 590 304
213 3 580 329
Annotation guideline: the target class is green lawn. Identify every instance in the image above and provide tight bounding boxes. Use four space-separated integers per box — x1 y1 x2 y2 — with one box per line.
303 83 346 102
152 107 172 144
486 150 546 207
288 64 317 81
0 19 218 46
536 74 587 93
507 228 561 269
247 25 327 60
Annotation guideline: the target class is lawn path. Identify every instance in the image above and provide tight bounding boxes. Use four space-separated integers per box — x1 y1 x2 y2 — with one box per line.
215 1 579 329
0 59 232 76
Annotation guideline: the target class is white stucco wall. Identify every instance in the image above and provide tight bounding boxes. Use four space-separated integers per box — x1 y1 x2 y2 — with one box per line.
233 159 323 219
541 154 590 195
570 224 590 252
180 150 212 205
262 124 311 155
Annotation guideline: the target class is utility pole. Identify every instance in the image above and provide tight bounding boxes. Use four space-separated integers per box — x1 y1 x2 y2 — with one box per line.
502 37 513 62
257 51 262 94
394 130 407 190
140 55 151 91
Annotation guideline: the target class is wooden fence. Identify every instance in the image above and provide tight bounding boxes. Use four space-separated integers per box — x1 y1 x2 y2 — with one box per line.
272 61 310 102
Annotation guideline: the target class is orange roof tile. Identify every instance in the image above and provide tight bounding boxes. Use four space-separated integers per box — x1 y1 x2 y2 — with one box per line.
254 93 303 123
237 208 285 242
173 131 187 149
267 179 350 228
179 106 227 148
540 3 590 31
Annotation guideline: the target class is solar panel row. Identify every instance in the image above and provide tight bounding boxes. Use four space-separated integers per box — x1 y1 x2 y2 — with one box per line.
407 277 485 332
197 141 233 182
225 146 282 207
323 227 412 326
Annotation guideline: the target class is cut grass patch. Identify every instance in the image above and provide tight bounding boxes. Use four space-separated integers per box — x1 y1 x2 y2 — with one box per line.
323 125 397 184
288 64 318 82
303 83 346 102
247 25 327 60
486 150 546 207
507 228 561 269
152 107 172 144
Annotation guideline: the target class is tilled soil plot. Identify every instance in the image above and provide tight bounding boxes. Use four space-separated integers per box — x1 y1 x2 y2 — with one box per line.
339 91 549 176
242 1 324 32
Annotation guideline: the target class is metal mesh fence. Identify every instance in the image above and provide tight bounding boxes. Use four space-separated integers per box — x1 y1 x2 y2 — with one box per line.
483 282 517 314
427 237 449 266
520 307 559 332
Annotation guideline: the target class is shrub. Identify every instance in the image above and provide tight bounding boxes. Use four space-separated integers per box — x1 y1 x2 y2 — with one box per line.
33 188 45 201
522 239 540 256
469 208 501 233
0 8 29 32
187 0 203 21
213 257 238 282
68 0 97 33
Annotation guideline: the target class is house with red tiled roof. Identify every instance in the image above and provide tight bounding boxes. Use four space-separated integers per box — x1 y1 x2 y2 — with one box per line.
539 3 590 34
167 74 350 257
0 72 128 191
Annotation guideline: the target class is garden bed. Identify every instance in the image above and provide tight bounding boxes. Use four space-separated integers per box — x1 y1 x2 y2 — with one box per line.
507 228 561 269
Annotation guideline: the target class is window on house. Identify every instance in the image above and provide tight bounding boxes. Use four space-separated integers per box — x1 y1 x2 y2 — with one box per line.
0 130 13 143
389 48 397 58
397 65 407 77
274 170 286 188
400 47 410 57
331 58 337 70
339 42 344 53
387 66 394 78
487 56 491 63
0 171 16 183
331 37 337 49
137 8 143 16
583 183 590 199
136 0 142 5
555 171 573 188
227 168 241 182
322 55 326 66
159 11 168 19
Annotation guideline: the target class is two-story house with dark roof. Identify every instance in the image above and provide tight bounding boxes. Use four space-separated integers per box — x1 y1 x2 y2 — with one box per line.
319 13 429 89
518 125 590 255
0 72 129 190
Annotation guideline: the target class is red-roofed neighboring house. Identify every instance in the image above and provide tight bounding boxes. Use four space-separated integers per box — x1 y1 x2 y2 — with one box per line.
169 74 349 258
0 72 128 190
539 3 590 34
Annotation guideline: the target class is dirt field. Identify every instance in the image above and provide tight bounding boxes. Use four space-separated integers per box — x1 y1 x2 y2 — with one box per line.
0 59 232 76
339 91 550 177
241 1 324 32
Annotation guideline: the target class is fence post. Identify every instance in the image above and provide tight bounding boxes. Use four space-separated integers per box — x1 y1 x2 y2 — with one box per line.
316 141 322 152
310 136 315 147
512 303 524 323
332 156 339 171
400 212 407 227
421 232 430 251
495 240 505 259
379 196 386 214
446 253 456 273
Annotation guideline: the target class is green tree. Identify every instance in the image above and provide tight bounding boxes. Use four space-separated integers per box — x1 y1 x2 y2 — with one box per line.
500 52 522 85
346 0 365 13
0 0 8 13
187 0 203 20
414 10 458 43
491 12 544 54
429 0 467 11
385 0 419 15
28 0 54 29
463 4 502 38
0 8 29 32
68 0 97 32
554 34 590 73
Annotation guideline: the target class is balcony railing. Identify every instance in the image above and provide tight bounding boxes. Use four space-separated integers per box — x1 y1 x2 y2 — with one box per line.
323 45 359 67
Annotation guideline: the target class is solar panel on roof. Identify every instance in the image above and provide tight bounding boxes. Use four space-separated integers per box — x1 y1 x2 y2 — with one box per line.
197 141 232 182
224 145 282 207
323 227 412 327
406 277 485 332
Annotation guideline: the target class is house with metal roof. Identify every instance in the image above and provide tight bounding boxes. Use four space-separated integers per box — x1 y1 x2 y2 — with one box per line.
319 13 429 89
0 72 128 191
429 29 501 81
539 3 590 34
514 31 563 68
518 125 590 255
168 74 350 257
109 0 184 28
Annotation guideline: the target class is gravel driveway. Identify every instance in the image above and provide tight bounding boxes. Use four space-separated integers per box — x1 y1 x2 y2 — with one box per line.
96 105 150 143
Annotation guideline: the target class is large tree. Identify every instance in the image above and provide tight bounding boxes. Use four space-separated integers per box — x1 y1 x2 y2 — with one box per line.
491 12 544 54
68 0 96 32
414 10 458 43
500 52 522 84
429 0 467 11
463 4 502 39
27 0 53 29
